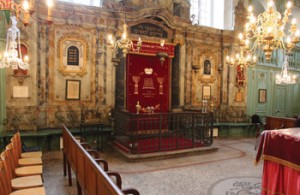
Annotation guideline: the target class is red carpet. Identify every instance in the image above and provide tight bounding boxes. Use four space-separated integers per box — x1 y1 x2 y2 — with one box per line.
114 137 205 154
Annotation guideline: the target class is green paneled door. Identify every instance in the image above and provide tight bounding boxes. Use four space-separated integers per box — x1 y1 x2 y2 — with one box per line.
273 85 287 117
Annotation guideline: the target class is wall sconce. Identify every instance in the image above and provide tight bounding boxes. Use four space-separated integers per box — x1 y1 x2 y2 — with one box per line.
111 57 121 66
192 65 200 73
156 39 168 65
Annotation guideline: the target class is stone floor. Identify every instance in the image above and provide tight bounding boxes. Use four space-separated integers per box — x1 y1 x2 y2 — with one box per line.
42 138 263 195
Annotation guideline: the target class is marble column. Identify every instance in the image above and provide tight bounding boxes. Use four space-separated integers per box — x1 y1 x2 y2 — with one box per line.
171 45 180 109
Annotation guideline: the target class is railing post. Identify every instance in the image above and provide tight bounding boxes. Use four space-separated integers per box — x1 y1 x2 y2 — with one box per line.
192 113 195 148
131 115 135 154
159 113 162 151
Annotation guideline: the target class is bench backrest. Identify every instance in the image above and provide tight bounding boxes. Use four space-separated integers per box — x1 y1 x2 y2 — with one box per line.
62 124 123 195
265 116 296 130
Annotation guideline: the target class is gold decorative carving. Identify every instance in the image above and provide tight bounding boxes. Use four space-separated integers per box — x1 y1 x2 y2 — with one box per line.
132 76 140 94
57 34 89 77
197 49 217 84
143 78 155 89
157 77 165 95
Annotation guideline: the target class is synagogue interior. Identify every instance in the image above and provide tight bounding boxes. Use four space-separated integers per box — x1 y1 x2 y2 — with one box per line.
1 0 300 194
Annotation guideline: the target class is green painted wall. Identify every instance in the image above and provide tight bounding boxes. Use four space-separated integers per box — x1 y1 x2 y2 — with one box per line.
246 53 300 122
0 12 7 133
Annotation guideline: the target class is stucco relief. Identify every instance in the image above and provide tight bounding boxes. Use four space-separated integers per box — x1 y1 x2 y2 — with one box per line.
191 48 218 106
49 25 96 108
57 34 88 77
197 49 217 84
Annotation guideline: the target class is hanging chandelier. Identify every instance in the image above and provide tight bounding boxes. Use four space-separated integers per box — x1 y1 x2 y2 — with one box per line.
226 33 257 67
275 55 296 84
0 0 53 25
243 0 300 61
107 0 142 57
0 16 29 70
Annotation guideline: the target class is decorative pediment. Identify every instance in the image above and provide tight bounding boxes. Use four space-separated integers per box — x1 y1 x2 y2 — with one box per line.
131 23 168 38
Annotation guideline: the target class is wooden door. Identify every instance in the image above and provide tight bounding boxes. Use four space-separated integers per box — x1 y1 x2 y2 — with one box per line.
273 85 287 117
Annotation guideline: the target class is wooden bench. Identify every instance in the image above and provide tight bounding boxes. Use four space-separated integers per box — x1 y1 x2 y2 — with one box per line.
62 124 139 195
264 116 296 130
0 127 112 151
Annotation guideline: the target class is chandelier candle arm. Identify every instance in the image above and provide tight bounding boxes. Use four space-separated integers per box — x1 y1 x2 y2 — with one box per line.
46 0 53 24
226 33 257 67
107 24 142 57
244 0 300 61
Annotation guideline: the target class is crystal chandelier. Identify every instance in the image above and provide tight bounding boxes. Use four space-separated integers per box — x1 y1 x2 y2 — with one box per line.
243 0 300 61
0 16 29 70
275 55 296 84
226 33 257 67
107 0 142 57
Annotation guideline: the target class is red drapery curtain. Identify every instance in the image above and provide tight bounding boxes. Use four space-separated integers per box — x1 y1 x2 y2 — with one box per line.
126 54 170 113
262 160 300 195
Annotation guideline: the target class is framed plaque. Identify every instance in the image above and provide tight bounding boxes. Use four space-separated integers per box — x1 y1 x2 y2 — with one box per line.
66 80 81 100
203 85 211 100
13 86 29 98
259 89 266 103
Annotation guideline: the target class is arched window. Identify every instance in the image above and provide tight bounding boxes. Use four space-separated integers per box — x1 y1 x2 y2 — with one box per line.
67 46 79 66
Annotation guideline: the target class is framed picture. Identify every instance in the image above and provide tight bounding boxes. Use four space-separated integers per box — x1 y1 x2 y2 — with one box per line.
203 85 211 100
66 80 81 100
258 89 266 103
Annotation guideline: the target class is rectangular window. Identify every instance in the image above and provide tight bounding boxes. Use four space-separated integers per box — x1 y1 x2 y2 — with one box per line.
59 0 102 7
190 0 224 29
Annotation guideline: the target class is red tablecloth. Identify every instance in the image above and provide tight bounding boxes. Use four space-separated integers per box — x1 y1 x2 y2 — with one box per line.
256 128 300 195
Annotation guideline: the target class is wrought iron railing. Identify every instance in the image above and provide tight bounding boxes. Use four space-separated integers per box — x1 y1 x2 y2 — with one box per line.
113 111 213 154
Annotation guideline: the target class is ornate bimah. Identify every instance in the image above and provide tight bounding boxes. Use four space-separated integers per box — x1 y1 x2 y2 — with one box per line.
112 41 213 154
256 128 300 195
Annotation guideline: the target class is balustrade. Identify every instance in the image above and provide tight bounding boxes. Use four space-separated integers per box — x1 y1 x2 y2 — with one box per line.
113 111 214 154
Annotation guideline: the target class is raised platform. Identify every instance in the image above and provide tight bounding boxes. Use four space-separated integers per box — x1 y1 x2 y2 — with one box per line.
111 141 219 162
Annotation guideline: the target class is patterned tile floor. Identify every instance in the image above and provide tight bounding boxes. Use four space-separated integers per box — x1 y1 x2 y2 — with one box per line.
43 138 263 195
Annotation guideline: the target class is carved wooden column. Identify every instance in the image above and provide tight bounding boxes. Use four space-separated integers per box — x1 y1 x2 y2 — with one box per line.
171 45 180 109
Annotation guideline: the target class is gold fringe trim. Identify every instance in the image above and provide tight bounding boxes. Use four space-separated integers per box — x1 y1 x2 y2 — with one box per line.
262 155 300 172
262 187 285 195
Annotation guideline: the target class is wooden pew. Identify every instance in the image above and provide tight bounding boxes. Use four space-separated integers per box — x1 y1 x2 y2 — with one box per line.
62 124 139 195
265 116 296 130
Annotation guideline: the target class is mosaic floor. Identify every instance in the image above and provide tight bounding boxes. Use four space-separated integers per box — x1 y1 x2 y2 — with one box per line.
42 138 263 195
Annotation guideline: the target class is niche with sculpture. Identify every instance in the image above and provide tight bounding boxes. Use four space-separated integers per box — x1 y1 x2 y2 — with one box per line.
235 64 246 102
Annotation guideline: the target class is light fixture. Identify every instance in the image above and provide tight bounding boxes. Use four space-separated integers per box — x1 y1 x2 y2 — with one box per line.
0 0 54 25
275 55 296 84
243 0 300 61
226 33 257 67
107 0 142 57
156 39 168 65
0 16 29 70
